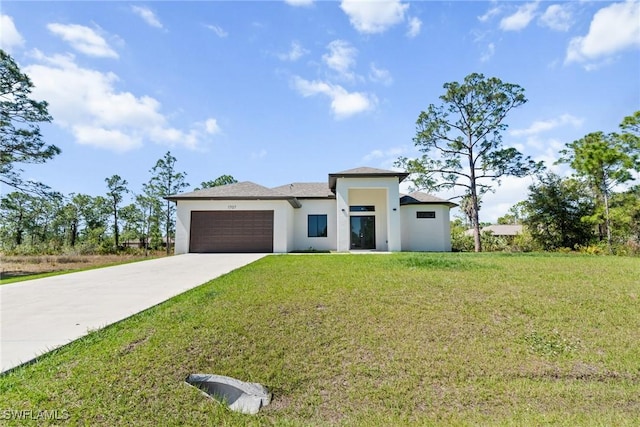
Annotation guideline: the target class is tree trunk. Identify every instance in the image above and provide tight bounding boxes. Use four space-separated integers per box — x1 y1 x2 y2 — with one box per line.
468 152 482 252
144 205 150 257
16 210 23 246
165 199 171 256
70 219 77 247
113 205 119 249
603 187 612 253
471 193 482 252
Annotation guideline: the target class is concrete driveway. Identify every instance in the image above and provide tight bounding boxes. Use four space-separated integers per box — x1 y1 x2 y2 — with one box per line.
0 253 266 373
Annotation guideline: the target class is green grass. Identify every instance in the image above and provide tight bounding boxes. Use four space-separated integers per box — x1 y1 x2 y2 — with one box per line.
0 269 80 285
1 253 639 425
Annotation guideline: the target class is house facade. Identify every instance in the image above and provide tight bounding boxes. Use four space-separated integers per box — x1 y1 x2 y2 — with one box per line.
167 167 456 254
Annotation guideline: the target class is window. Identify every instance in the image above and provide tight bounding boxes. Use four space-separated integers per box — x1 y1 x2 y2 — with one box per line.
308 215 328 237
417 211 436 219
350 205 375 212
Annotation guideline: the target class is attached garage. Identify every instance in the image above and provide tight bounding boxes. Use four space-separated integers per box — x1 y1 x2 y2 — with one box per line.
189 210 274 253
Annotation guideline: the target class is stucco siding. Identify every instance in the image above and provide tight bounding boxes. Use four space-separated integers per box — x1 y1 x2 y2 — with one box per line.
400 205 452 251
335 177 401 252
291 199 337 251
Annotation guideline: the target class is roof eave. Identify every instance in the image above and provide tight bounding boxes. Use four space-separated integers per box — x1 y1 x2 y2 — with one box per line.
164 196 302 209
400 201 458 208
328 172 410 190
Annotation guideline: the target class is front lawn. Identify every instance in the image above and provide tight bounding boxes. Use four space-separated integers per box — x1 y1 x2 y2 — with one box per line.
1 253 638 425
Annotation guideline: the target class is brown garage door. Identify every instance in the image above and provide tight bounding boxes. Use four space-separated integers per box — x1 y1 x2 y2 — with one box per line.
189 210 274 253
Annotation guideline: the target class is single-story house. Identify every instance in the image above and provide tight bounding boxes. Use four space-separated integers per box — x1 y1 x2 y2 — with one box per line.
167 167 457 254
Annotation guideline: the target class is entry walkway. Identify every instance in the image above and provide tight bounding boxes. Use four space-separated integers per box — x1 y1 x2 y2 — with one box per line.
0 254 265 373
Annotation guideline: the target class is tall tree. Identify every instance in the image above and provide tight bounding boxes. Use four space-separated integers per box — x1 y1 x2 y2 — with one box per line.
105 175 129 249
0 191 35 247
147 152 189 255
119 202 145 249
609 185 640 245
396 73 542 252
197 174 237 190
59 198 80 247
0 49 60 194
522 173 594 250
558 129 640 251
136 191 162 256
620 110 640 138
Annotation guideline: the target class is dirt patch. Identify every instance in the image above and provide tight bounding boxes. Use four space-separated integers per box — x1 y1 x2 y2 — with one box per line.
0 254 160 280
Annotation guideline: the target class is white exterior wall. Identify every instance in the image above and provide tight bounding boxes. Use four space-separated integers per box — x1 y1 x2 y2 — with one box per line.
400 205 452 251
291 199 337 251
335 177 401 252
174 200 293 254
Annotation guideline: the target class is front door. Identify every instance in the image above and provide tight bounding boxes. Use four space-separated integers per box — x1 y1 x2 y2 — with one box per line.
350 216 376 249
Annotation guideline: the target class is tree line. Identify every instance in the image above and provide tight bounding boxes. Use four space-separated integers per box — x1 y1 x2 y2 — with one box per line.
517 113 639 254
1 49 236 255
398 72 639 254
2 152 182 255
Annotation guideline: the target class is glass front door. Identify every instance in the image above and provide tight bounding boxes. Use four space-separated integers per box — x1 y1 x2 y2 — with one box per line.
350 216 376 250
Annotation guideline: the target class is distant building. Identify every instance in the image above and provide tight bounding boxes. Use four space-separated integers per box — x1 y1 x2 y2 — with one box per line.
464 224 523 237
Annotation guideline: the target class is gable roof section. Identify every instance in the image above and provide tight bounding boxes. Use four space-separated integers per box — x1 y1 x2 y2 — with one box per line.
328 167 409 190
166 181 302 207
271 182 335 199
400 191 457 207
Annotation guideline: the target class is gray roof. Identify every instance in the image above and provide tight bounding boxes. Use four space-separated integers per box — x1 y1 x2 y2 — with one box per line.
167 181 287 199
400 191 458 207
271 182 335 198
329 167 409 190
166 181 302 208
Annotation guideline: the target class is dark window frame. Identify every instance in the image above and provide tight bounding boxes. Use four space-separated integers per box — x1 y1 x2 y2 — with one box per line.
349 205 376 212
417 211 436 219
308 214 328 237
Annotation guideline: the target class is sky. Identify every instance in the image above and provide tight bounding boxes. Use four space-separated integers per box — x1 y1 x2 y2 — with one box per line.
1 0 639 223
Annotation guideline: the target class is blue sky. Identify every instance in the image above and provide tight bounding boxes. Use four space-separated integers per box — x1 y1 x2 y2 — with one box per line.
1 1 639 222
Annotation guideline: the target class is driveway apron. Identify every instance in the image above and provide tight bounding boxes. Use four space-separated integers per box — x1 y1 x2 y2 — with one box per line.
0 253 265 372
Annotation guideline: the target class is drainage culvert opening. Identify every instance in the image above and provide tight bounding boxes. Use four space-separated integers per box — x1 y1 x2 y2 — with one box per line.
185 374 272 415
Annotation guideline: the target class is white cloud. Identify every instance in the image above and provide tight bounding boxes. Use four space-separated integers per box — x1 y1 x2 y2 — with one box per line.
284 0 314 6
340 0 409 34
73 125 143 152
406 16 422 38
369 63 393 85
251 149 268 159
0 15 25 53
24 51 218 152
539 4 573 32
204 118 221 135
480 42 495 62
500 2 539 31
131 6 163 29
206 24 228 38
478 5 502 23
292 76 377 119
565 1 640 66
278 41 309 62
477 175 538 223
47 23 118 58
510 113 583 137
322 40 357 79
362 146 407 165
